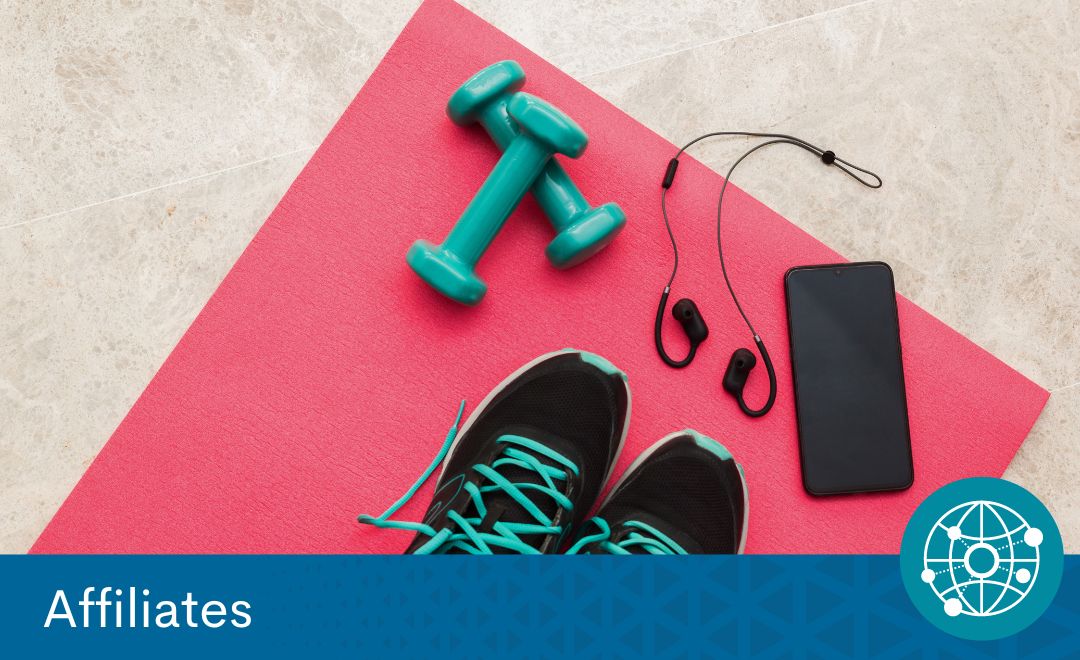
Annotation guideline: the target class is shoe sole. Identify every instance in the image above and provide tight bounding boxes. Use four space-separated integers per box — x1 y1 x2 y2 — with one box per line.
437 348 632 500
594 430 750 554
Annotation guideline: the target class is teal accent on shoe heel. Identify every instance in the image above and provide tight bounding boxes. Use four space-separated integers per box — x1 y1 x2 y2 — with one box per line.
686 430 733 461
580 352 626 380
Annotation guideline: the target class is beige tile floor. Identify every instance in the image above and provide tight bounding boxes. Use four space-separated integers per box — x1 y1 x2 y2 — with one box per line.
1 0 1076 553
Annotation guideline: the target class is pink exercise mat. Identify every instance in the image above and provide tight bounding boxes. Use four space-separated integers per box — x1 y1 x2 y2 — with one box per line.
33 0 1047 554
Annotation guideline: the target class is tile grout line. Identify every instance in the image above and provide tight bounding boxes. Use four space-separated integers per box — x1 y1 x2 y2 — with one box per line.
1050 380 1080 394
577 0 885 80
1 145 317 231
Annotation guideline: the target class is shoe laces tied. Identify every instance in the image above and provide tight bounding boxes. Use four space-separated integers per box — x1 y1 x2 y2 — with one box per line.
358 401 580 555
566 517 688 555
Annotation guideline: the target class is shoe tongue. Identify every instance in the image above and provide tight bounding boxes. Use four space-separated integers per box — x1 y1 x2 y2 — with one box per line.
464 427 573 552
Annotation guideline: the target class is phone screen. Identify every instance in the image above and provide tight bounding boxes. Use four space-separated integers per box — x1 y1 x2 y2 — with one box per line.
785 262 913 495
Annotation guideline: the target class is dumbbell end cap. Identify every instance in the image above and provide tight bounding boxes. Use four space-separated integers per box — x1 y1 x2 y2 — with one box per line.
407 240 487 305
545 202 627 269
508 93 588 158
447 60 526 126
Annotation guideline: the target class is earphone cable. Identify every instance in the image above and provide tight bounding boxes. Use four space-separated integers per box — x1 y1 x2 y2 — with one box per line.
664 132 882 339
659 131 882 416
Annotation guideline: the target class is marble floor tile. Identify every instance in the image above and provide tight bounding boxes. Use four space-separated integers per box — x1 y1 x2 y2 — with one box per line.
0 150 310 553
0 0 420 222
1005 383 1080 552
581 0 1080 392
462 0 865 78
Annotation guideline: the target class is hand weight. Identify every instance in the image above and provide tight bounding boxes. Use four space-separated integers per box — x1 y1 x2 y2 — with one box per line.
447 60 626 269
407 93 588 304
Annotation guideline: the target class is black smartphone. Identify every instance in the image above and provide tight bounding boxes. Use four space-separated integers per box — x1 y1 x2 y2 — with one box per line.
784 262 914 495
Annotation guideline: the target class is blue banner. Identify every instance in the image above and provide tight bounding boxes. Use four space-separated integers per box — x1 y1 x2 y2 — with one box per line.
2 555 1076 658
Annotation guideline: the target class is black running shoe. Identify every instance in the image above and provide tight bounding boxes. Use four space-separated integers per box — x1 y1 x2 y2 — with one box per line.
358 349 630 554
566 430 748 554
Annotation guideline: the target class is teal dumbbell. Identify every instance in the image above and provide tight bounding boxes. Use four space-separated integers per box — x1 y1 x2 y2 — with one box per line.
408 93 588 304
447 60 626 269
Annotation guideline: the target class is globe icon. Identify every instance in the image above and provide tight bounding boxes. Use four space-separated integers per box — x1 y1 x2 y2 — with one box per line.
920 500 1043 617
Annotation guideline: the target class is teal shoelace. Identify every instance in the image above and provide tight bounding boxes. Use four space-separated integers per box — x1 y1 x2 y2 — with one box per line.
358 401 580 554
566 517 689 555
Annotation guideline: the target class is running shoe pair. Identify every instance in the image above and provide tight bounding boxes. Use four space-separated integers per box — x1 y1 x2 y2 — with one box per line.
359 349 748 554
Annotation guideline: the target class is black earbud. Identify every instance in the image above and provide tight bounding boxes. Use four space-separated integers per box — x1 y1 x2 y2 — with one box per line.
722 348 756 393
672 298 709 345
655 289 708 368
722 343 776 418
